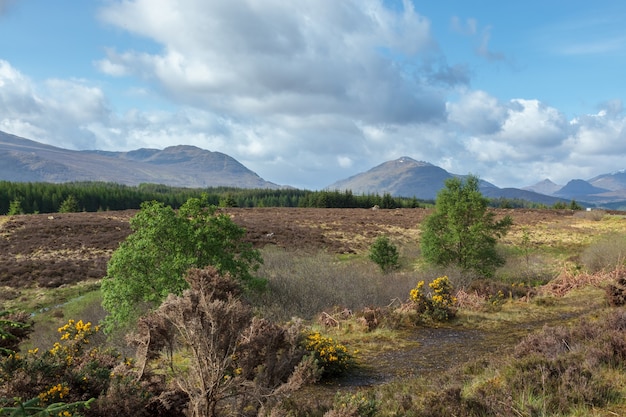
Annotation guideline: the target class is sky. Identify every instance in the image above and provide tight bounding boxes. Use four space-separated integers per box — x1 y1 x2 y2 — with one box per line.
1 0 626 190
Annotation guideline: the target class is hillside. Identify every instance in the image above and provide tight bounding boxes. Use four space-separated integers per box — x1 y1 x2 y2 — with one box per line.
0 131 280 189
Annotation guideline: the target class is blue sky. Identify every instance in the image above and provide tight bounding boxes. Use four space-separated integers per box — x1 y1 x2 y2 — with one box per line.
1 0 625 190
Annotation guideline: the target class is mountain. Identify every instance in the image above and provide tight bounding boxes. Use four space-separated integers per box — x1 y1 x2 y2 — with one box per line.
327 157 453 200
327 156 564 204
588 170 626 191
0 131 280 189
553 180 610 200
523 179 562 195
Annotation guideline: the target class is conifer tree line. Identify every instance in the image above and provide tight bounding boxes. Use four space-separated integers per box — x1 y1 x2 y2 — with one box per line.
0 181 426 214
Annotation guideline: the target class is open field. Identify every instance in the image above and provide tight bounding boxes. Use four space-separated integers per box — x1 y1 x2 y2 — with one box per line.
1 207 614 289
2 207 626 415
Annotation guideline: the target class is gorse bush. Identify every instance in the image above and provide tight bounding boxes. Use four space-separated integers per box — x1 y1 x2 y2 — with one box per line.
303 331 355 377
130 267 320 417
0 318 161 417
409 276 458 321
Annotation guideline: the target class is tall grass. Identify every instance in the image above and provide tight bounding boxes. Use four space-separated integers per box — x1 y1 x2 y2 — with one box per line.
251 247 417 321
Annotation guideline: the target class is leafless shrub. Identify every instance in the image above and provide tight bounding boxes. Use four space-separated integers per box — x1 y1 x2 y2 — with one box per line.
130 267 319 417
581 232 626 273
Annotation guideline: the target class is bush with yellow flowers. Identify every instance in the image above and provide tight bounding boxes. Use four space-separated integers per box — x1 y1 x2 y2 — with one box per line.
409 276 458 322
0 319 154 417
303 331 355 377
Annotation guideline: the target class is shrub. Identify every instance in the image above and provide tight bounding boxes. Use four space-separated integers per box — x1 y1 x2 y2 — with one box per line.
304 331 355 377
253 248 415 322
101 197 262 331
368 236 399 273
605 271 626 306
130 267 319 417
0 311 33 356
409 276 457 321
0 317 164 417
324 391 379 417
581 232 626 273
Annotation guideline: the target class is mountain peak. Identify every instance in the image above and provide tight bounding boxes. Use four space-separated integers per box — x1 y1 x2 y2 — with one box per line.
393 156 432 166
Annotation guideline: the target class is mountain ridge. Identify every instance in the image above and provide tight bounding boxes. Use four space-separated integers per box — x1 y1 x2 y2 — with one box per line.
0 131 280 189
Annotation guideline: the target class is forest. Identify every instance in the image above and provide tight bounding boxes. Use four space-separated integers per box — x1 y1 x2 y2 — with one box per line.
0 181 567 216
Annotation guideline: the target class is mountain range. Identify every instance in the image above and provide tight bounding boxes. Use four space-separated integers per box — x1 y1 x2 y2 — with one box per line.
0 130 279 189
2 130 626 208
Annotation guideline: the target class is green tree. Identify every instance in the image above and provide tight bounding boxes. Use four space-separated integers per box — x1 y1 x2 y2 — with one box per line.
58 194 80 213
420 175 513 277
101 196 263 330
7 198 23 215
369 235 400 273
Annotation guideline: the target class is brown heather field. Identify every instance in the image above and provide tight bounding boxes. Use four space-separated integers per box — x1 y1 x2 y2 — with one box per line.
0 207 594 289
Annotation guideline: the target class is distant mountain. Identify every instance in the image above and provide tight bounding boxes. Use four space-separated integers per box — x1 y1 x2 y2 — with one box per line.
0 131 280 189
327 157 453 200
520 174 626 207
327 156 564 205
523 179 562 195
588 170 626 191
554 180 610 199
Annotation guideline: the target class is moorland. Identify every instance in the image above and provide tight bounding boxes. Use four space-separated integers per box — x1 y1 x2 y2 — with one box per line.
1 207 626 416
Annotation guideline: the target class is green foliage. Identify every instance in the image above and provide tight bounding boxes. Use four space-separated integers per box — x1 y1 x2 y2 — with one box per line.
0 396 94 417
328 391 379 417
368 236 399 273
58 195 80 213
409 276 458 321
7 198 23 216
420 175 513 277
101 196 263 330
0 311 33 357
569 199 583 210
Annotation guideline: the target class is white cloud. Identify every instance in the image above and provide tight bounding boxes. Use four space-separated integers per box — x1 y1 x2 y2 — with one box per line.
97 0 444 123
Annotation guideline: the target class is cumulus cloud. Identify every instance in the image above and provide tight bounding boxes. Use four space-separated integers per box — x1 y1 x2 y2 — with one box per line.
0 60 110 149
96 0 446 124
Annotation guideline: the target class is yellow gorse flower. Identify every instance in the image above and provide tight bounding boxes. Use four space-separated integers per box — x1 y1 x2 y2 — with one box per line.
38 383 70 403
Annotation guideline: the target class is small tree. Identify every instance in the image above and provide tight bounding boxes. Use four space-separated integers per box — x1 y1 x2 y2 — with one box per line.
369 235 399 273
420 175 512 277
58 194 80 213
101 196 263 330
7 198 23 215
